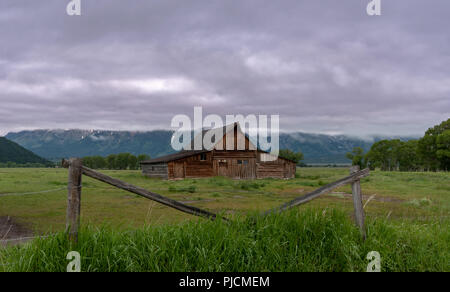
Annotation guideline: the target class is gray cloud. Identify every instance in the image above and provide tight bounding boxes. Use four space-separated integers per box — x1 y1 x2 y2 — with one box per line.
0 0 449 137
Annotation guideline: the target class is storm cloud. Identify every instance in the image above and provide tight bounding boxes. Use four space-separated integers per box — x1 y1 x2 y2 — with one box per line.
0 0 449 137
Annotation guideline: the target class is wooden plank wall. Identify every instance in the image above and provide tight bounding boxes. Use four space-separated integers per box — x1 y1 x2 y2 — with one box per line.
213 125 255 151
256 159 296 179
142 163 169 179
167 152 214 179
160 150 296 180
256 161 285 178
186 152 213 178
213 150 257 179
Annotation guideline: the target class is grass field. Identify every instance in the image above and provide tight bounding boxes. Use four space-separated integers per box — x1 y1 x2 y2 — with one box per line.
0 167 449 271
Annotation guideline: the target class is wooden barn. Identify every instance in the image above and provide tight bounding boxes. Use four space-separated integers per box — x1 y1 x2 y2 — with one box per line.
140 123 297 180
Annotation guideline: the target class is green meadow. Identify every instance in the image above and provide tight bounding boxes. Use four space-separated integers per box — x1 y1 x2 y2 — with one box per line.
0 167 449 271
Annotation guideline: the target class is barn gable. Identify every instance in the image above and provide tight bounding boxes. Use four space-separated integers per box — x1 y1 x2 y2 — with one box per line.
140 123 296 180
188 123 257 151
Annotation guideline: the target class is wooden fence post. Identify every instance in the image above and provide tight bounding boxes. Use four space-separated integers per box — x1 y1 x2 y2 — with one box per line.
66 158 82 243
350 165 366 240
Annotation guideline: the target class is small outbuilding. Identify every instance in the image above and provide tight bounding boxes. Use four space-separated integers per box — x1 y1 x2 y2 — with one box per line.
140 123 296 179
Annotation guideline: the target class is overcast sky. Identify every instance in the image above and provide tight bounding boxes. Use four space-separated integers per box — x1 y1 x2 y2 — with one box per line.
0 0 449 137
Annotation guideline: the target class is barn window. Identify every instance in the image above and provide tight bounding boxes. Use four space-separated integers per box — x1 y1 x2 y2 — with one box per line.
243 160 249 165
200 153 207 161
237 160 248 165
151 166 155 171
237 160 242 164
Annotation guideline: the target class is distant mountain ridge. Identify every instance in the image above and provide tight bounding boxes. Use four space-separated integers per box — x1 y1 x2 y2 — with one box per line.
0 137 52 165
5 129 175 161
5 129 417 164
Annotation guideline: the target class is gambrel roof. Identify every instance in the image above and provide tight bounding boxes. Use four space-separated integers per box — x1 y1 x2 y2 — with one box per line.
140 123 256 164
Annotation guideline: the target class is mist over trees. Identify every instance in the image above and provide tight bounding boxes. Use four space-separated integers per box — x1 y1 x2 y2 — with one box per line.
82 153 150 170
346 119 450 171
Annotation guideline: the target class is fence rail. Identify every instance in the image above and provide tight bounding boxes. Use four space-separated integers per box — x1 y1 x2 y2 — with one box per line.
62 158 225 242
265 167 369 214
62 158 369 243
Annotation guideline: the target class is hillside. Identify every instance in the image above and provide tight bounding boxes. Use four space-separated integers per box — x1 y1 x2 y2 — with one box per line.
5 130 175 161
5 129 416 164
0 137 52 165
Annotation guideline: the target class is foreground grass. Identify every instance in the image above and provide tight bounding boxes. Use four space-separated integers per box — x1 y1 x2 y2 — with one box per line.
1 209 448 272
0 168 448 234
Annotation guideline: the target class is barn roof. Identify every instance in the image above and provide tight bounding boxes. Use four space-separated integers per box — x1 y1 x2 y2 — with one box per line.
140 123 240 165
187 122 257 151
140 150 208 164
140 122 297 164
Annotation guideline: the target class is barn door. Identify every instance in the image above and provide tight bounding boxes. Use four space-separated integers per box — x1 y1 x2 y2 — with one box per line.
218 160 228 177
174 162 185 178
236 159 256 179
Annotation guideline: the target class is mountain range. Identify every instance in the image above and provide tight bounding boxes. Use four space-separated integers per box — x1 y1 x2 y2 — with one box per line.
0 137 52 165
4 129 417 164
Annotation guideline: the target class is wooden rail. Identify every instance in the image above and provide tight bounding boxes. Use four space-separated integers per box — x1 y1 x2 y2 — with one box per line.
62 158 225 242
63 158 369 242
265 167 369 239
265 168 369 214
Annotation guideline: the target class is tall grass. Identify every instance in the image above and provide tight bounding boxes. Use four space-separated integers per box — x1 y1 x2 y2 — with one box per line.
0 208 448 272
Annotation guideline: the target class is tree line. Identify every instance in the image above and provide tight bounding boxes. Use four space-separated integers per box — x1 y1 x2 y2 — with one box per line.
82 153 151 170
0 162 52 168
279 149 305 165
346 118 450 171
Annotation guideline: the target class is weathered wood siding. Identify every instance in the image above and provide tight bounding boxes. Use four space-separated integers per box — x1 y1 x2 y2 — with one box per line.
256 161 284 178
167 152 214 179
213 150 257 179
142 163 168 179
256 156 296 179
185 152 214 178
213 127 256 151
145 152 295 180
142 124 296 180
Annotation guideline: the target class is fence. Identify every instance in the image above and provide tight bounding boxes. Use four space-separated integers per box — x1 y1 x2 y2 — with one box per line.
62 158 369 242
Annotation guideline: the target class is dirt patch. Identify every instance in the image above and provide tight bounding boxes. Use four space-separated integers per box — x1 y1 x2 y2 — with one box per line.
0 216 34 247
